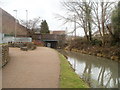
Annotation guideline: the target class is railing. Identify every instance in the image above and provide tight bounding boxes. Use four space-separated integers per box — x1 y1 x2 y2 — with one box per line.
2 37 32 43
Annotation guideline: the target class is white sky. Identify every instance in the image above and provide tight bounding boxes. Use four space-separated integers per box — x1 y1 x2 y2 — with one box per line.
0 0 68 30
0 0 118 36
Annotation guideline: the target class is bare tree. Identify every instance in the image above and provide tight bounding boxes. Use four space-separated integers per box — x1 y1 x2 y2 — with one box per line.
20 17 41 36
56 0 116 45
56 0 93 42
92 1 115 44
20 17 41 30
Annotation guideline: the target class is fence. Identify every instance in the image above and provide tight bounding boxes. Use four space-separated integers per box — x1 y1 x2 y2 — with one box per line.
2 37 32 43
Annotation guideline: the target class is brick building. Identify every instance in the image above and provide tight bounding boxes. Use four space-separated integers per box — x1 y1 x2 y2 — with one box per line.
0 8 28 37
50 31 66 35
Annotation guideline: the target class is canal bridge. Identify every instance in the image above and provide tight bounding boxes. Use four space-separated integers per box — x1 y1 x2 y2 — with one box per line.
32 34 65 48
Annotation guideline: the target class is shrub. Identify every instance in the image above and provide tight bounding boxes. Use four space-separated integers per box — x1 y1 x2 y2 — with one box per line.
91 39 102 46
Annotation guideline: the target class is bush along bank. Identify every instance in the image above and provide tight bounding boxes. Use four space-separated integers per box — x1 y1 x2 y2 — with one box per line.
59 53 89 88
8 42 37 51
65 45 120 63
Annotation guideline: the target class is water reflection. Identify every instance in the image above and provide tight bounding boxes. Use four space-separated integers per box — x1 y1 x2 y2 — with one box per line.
58 50 119 88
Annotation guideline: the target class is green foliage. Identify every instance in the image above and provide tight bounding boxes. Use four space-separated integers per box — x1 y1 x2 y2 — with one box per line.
91 39 102 46
68 37 90 50
40 20 50 34
4 33 14 36
59 54 89 88
111 1 120 43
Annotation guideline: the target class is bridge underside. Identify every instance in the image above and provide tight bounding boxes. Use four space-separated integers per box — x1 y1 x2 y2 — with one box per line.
43 40 58 49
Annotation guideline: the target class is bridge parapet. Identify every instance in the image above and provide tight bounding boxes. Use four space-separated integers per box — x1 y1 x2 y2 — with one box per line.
41 34 59 41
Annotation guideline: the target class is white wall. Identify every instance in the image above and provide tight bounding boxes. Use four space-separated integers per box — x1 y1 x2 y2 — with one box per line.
14 37 32 43
0 33 4 43
2 37 32 43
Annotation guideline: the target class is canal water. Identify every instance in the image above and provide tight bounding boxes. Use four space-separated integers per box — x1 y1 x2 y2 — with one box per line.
58 50 120 88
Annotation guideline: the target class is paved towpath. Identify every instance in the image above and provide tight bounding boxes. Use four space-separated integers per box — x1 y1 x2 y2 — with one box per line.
2 47 60 88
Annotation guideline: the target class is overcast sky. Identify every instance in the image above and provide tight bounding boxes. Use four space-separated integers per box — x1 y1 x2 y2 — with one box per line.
1 0 70 30
0 0 117 36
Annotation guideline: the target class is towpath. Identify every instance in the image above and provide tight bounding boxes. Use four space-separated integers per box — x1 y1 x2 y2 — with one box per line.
2 47 60 88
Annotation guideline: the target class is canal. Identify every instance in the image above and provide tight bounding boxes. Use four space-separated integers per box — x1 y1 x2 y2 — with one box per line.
58 50 120 88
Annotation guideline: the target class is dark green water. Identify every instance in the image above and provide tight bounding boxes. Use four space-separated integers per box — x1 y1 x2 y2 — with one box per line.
58 50 120 88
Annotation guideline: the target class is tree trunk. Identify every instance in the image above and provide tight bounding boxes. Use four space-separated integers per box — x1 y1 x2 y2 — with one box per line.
83 26 89 41
101 2 105 45
88 22 92 41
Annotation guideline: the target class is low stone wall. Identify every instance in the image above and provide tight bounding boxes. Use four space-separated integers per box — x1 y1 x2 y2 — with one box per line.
0 45 9 67
8 42 37 51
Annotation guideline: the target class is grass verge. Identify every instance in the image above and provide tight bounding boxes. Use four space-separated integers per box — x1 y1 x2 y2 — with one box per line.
59 53 89 88
0 43 8 45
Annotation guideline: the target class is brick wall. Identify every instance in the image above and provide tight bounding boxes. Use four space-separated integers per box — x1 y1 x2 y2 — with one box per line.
0 8 28 36
0 8 2 33
16 23 28 36
50 31 66 35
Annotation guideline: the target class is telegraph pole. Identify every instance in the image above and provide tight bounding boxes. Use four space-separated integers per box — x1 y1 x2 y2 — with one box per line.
73 14 76 70
13 10 17 42
26 10 28 36
26 10 28 29
74 14 76 37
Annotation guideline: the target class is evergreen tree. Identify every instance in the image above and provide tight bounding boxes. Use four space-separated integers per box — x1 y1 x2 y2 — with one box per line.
40 20 50 34
111 1 120 44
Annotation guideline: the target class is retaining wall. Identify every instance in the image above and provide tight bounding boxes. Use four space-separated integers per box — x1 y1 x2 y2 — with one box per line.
0 45 9 67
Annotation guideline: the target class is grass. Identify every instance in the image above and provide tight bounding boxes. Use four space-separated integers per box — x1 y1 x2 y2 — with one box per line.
0 43 8 45
59 53 89 88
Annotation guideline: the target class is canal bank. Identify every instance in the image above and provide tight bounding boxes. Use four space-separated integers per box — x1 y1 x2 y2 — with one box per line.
59 53 89 88
65 46 120 62
58 50 119 88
